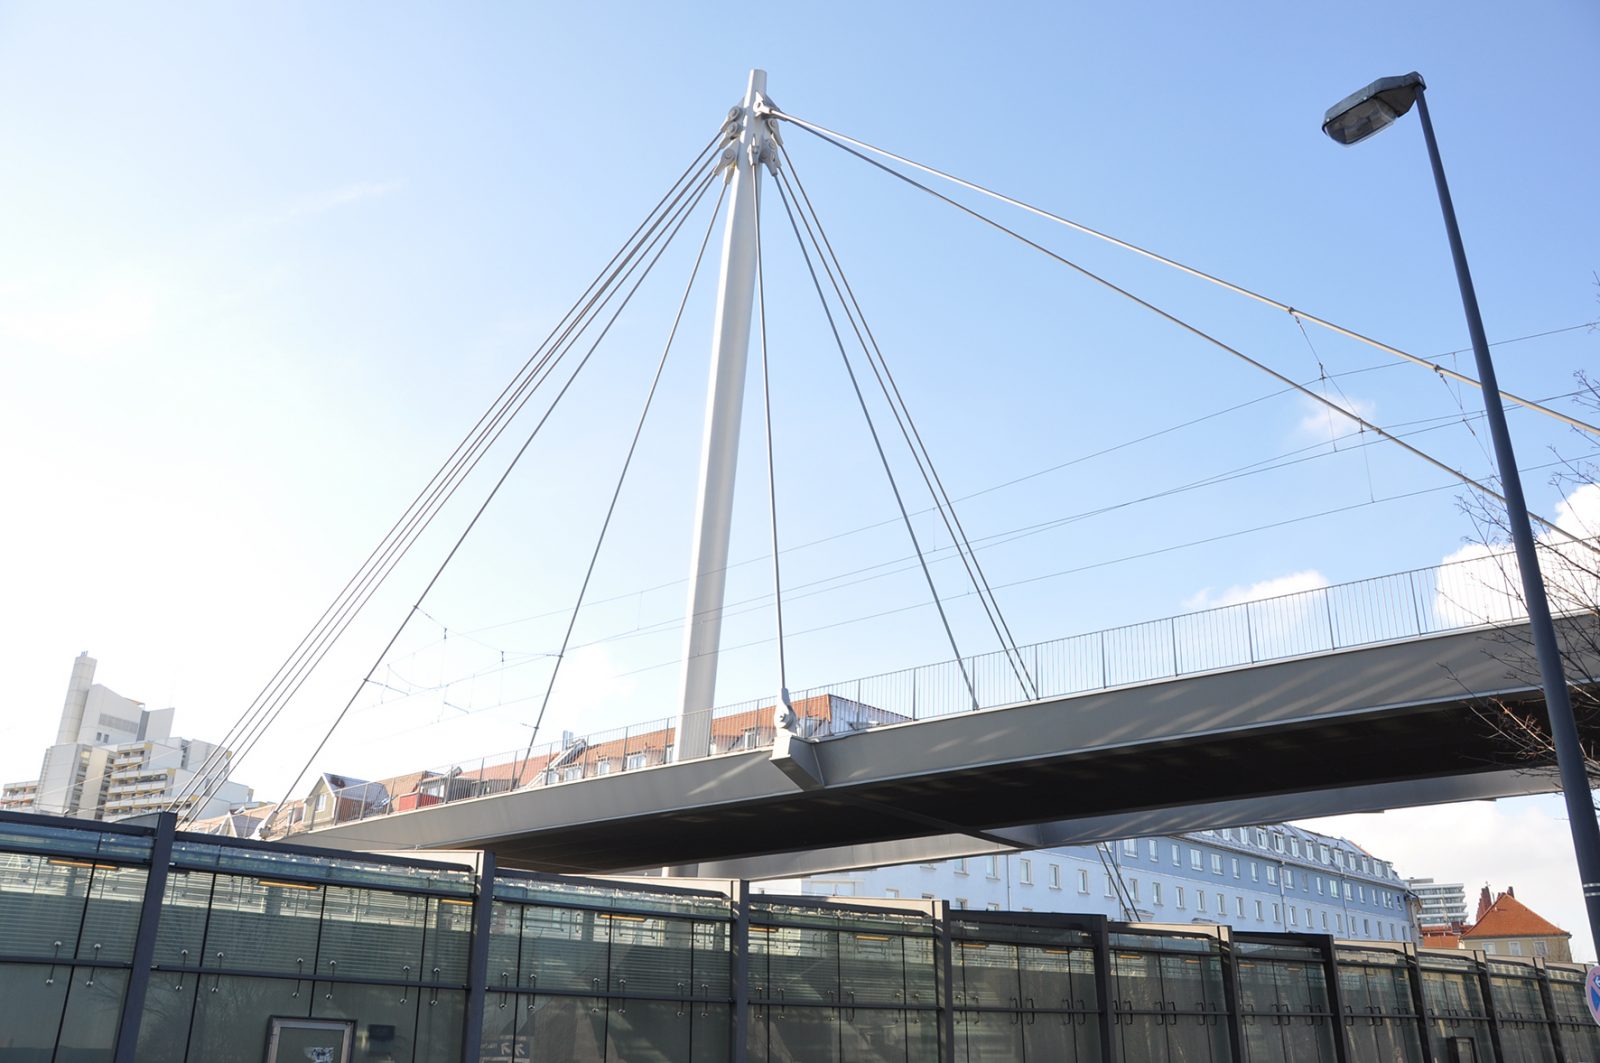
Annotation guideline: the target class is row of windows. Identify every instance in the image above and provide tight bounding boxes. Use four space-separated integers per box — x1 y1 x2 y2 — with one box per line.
1119 830 1397 881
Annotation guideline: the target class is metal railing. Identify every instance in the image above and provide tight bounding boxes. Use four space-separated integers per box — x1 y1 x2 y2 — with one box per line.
300 546 1588 832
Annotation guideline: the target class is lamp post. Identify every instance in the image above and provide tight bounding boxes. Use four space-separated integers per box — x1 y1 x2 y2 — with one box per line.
1323 72 1600 959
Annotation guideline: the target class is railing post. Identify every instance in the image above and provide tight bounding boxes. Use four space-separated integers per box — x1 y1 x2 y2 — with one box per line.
113 810 175 1063
1325 588 1338 651
1170 617 1180 677
1408 570 1426 636
1244 602 1257 662
461 850 497 1063
1099 632 1108 689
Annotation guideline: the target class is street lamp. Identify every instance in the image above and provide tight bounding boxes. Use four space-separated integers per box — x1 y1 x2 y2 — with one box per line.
1324 73 1600 959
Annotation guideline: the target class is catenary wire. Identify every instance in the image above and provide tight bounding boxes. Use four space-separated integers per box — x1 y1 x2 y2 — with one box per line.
765 107 1600 440
780 116 1600 560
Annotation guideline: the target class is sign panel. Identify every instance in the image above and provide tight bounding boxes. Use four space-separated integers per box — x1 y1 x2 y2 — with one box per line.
1586 964 1600 1027
266 1018 356 1063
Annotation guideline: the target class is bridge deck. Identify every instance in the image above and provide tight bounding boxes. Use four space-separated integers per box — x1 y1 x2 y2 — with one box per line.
298 620 1596 876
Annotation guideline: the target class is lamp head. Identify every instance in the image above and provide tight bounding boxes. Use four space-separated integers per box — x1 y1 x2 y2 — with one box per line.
1322 72 1425 146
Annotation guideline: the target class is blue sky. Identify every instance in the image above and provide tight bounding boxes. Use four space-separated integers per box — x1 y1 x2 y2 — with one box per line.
2 3 1597 942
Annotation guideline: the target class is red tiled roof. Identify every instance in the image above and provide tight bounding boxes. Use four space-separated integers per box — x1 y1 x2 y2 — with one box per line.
1420 928 1462 950
1462 892 1569 940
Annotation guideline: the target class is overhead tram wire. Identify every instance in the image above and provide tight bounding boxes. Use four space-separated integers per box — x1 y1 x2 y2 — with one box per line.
770 174 981 711
775 145 1038 700
255 167 722 837
378 379 1586 709
766 108 1600 440
170 134 728 819
515 176 732 780
778 118 1600 561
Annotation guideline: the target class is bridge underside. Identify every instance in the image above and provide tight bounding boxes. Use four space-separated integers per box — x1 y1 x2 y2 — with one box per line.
300 620 1598 877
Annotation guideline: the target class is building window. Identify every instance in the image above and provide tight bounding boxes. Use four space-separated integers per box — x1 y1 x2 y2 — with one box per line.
1171 843 1180 865
1322 912 1329 930
1217 892 1225 914
1211 854 1223 874
1152 882 1163 906
1236 896 1245 917
1363 918 1371 936
1250 863 1259 883
1190 849 1202 870
1255 900 1264 921
1289 907 1298 927
1306 907 1313 928
1020 859 1032 885
956 898 968 910
1148 840 1158 861
1483 941 1496 955
1535 940 1549 957
1320 844 1331 863
1357 885 1366 903
884 888 899 898
1231 858 1239 879
626 752 646 770
1175 886 1186 909
1104 874 1115 898
1049 865 1061 890
1290 838 1301 858
987 902 1001 911
1129 878 1140 901
1273 834 1284 853
1196 890 1206 913
1123 839 1138 856
315 794 328 813
986 856 1000 880
1266 866 1278 885
1344 883 1353 901
1284 869 1295 890
1256 829 1268 847
1316 878 1324 895
1078 869 1090 894
1273 904 1281 924
955 858 968 877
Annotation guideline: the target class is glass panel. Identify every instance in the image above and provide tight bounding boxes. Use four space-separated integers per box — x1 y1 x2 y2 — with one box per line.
693 921 732 1000
527 993 606 1062
153 869 213 969
317 886 427 983
0 851 91 957
425 898 476 986
957 942 1018 1010
840 932 906 1005
135 977 198 1063
605 998 692 1060
0 962 70 1059
312 980 419 1063
690 1003 731 1063
1110 950 1163 1012
1018 946 1076 1012
523 906 609 994
77 864 147 964
478 990 525 1063
839 1005 912 1062
188 974 311 1062
204 875 322 975
902 935 936 1008
487 901 523 992
765 926 838 1006
57 967 129 1063
608 914 693 997
767 1005 839 1063
1112 1012 1165 1063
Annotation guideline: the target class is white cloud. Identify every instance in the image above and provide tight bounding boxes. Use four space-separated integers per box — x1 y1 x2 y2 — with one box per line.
1297 393 1378 442
1184 569 1329 611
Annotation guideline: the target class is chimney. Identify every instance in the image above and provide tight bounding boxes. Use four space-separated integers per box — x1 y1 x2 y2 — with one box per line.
1507 886 1515 898
1476 885 1493 923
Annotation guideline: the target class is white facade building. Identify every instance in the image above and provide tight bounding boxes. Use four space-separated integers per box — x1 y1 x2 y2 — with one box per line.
4 653 252 823
759 822 1419 945
1407 877 1469 927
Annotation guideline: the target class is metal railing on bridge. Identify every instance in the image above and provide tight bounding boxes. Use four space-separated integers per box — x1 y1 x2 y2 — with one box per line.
298 545 1587 832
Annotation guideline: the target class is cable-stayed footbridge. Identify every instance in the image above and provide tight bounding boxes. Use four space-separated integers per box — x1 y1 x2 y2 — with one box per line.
169 71 1600 882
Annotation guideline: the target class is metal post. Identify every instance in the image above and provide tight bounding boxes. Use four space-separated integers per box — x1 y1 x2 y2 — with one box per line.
674 69 773 763
462 850 497 1063
112 811 175 1063
731 880 751 1062
1215 927 1245 1063
1414 87 1600 959
1472 949 1507 1063
1317 934 1352 1063
935 899 956 1063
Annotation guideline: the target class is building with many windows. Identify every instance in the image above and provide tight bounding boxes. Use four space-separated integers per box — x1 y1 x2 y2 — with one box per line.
1407 876 1468 927
2 652 253 823
760 821 1419 944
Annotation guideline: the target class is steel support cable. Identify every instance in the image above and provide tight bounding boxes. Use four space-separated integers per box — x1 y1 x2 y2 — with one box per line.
775 166 1034 703
770 176 981 711
249 173 721 834
781 121 1600 560
775 151 1038 700
176 164 723 819
516 177 731 778
171 140 724 814
768 109 1600 440
753 172 791 701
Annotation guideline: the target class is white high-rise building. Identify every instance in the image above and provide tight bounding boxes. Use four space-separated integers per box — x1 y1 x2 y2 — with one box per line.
3 653 253 823
1407 877 1469 927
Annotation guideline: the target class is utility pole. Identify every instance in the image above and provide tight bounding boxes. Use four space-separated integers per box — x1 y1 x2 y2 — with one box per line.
673 70 775 762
